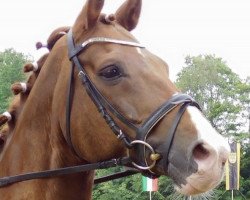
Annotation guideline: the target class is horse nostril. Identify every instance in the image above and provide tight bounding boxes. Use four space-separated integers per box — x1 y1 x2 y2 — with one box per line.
193 143 210 161
0 138 4 146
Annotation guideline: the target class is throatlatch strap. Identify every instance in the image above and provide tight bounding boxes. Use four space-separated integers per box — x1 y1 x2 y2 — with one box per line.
65 31 84 159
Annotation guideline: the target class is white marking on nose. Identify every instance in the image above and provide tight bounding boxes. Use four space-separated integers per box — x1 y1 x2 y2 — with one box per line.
187 106 230 153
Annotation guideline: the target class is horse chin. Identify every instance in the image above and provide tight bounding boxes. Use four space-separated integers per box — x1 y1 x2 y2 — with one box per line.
175 183 205 196
162 158 224 196
174 172 222 196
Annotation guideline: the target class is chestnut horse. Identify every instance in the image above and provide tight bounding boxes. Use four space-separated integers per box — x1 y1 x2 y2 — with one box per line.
0 0 229 199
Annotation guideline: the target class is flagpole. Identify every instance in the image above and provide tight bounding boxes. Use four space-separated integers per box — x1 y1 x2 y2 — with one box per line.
149 191 152 200
231 190 234 200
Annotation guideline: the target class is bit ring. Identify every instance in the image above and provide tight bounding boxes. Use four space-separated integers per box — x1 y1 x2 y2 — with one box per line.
130 140 157 170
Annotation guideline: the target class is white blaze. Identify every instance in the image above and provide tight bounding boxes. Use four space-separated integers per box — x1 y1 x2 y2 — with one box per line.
187 106 230 153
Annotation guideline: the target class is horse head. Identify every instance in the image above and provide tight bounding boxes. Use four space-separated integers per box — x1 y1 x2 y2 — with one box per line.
49 0 229 195
0 0 229 198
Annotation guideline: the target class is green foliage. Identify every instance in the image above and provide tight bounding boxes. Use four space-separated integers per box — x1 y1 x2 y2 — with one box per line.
175 55 250 136
93 168 175 200
240 144 250 198
93 168 146 200
0 48 30 113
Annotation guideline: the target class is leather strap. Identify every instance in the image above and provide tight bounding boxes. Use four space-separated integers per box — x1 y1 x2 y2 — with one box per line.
68 29 138 131
0 157 130 187
163 102 193 169
67 29 136 149
94 169 139 184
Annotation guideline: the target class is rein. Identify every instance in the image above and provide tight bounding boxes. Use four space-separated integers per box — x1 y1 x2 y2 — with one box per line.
0 158 130 187
0 29 201 187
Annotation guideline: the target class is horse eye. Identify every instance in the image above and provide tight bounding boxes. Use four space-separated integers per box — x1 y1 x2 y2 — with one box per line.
99 65 122 80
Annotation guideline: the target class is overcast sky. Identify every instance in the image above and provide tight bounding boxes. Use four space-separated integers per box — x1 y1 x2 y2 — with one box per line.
1 0 249 80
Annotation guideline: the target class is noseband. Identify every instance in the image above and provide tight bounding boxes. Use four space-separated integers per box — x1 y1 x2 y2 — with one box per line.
0 29 201 187
66 29 200 174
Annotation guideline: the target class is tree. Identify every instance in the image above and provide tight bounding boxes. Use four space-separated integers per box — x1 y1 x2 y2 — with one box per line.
175 55 250 136
0 48 30 113
175 54 250 198
240 144 250 198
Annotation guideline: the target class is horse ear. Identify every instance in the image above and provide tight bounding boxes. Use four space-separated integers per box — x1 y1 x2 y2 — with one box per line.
115 0 142 31
74 0 104 31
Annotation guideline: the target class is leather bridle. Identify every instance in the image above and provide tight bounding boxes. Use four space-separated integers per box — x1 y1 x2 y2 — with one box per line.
66 29 201 172
0 29 200 187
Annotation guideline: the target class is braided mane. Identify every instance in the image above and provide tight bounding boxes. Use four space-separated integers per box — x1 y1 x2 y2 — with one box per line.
0 26 70 152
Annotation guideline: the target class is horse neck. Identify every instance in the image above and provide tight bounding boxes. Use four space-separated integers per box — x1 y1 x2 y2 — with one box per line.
0 41 94 200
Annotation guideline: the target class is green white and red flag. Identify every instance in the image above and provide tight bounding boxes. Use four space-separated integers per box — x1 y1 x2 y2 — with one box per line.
142 176 158 192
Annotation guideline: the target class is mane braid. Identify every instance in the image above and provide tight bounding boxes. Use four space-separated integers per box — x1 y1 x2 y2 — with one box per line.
0 26 70 152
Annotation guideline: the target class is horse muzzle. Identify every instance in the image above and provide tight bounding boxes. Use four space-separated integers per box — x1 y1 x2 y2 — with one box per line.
130 94 201 176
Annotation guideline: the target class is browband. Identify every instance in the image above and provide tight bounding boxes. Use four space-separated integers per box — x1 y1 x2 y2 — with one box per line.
69 36 145 60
